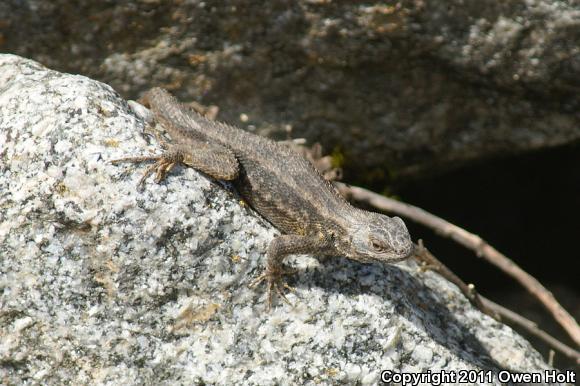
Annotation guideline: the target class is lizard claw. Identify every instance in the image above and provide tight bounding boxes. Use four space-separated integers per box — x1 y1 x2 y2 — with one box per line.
250 266 296 309
111 154 179 187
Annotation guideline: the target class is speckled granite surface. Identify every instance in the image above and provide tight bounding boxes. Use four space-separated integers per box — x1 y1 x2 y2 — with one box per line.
0 55 557 385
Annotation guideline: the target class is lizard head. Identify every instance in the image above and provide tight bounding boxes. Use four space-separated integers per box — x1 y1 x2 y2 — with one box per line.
345 211 413 264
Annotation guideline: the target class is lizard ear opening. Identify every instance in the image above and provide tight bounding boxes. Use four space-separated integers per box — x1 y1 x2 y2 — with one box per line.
349 226 380 261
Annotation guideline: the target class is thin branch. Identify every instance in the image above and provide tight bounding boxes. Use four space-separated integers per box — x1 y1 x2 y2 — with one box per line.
414 240 498 319
413 241 580 363
479 296 580 364
336 182 580 347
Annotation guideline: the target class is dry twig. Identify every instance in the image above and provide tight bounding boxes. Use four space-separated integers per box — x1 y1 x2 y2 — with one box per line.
414 240 498 319
336 182 580 347
478 297 580 364
414 240 580 363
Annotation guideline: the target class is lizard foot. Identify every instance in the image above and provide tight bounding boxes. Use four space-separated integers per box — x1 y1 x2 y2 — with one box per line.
249 266 297 309
110 152 183 187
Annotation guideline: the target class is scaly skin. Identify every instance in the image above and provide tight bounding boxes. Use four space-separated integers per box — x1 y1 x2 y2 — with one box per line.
113 87 413 307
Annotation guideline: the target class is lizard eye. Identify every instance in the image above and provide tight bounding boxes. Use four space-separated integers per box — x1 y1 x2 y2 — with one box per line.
370 240 385 252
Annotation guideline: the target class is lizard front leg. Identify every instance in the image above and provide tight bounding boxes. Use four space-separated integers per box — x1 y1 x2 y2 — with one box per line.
251 233 334 308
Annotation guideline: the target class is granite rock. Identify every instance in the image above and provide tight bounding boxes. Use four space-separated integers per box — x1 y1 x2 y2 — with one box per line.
0 55 556 385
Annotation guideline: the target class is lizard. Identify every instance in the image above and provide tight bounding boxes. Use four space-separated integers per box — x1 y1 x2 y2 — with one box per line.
112 87 414 307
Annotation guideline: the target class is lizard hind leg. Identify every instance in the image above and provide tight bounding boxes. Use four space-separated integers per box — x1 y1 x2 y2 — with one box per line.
111 139 239 187
172 140 239 181
142 157 172 186
110 151 182 187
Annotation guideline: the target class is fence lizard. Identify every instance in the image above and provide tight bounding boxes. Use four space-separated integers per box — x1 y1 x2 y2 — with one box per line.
113 88 413 307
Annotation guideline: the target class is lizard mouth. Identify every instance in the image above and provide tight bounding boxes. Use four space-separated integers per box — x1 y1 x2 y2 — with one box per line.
389 244 414 262
388 254 412 263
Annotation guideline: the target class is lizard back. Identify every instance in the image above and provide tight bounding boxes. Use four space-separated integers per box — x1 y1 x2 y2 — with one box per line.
146 88 354 236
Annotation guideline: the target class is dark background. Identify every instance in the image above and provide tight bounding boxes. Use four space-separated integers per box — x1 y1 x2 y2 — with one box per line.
392 143 579 370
